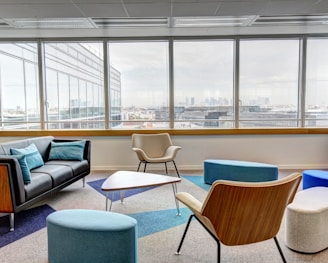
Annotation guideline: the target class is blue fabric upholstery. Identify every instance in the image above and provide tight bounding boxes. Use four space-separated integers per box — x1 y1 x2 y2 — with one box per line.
48 140 86 161
204 159 278 184
302 170 328 189
10 143 44 170
47 209 138 263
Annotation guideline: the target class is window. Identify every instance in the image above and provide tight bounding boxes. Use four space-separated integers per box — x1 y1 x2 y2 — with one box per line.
174 40 234 128
239 39 300 127
305 38 328 127
107 41 169 129
0 36 327 132
0 43 40 130
44 42 104 129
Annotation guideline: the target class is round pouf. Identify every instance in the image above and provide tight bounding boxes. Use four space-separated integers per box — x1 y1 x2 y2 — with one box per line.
204 159 278 185
47 209 138 263
302 170 328 189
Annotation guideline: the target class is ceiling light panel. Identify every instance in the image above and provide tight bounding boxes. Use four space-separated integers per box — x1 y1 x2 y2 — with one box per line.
6 18 95 29
92 17 169 28
172 16 256 27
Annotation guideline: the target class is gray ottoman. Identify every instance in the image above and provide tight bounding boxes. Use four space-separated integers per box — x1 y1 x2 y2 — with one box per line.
47 209 138 263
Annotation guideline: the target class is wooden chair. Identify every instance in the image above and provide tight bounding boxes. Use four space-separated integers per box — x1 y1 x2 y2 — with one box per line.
175 173 302 263
131 133 181 177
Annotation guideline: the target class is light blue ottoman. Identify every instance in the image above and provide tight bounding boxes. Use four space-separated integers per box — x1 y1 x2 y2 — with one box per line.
204 159 278 184
303 170 328 189
47 209 138 263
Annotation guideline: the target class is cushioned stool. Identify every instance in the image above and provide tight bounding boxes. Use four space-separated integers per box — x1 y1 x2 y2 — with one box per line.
302 170 328 189
285 187 328 253
204 159 278 184
47 209 138 263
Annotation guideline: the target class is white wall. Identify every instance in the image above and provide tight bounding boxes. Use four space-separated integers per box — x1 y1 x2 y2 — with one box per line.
1 134 327 172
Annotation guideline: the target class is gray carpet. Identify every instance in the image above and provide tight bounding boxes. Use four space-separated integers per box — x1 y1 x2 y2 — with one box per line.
0 171 327 263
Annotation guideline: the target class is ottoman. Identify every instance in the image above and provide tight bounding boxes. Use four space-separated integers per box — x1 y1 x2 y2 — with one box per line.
47 209 138 263
204 159 278 185
285 187 328 253
302 170 328 189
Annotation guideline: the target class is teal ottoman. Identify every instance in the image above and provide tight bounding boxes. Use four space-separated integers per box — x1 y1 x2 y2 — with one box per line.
204 159 278 184
47 209 138 263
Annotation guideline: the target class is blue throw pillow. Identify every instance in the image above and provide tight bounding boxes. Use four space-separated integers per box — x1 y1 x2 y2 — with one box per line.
48 140 86 161
0 154 31 184
10 143 44 170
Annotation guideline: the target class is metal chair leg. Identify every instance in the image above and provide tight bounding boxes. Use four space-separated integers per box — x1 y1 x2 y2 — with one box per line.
137 162 142 172
165 162 168 174
172 160 180 177
175 214 194 255
274 236 287 263
143 163 147 172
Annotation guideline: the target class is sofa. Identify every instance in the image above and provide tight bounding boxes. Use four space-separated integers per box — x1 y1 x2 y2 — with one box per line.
0 136 91 231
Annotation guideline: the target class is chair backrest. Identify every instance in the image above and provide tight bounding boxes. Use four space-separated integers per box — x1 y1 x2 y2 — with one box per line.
201 173 302 246
131 133 173 158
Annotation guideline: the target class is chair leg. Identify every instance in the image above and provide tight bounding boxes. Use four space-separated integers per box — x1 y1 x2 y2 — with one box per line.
165 162 168 174
143 162 147 172
274 236 287 263
172 160 180 177
137 162 142 172
9 213 14 232
175 214 194 255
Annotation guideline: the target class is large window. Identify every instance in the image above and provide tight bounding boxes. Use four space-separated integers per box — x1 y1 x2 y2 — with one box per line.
174 40 234 128
239 39 300 127
0 36 327 131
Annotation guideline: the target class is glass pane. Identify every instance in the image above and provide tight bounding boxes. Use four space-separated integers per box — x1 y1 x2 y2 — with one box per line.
44 42 104 129
239 39 300 127
306 38 328 127
174 40 234 129
0 43 40 130
108 41 169 129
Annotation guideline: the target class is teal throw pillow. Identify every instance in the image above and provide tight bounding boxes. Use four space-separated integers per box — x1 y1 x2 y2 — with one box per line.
48 140 86 161
0 154 31 184
10 143 44 170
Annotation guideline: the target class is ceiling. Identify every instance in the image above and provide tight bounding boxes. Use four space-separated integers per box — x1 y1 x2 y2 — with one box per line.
1 0 328 38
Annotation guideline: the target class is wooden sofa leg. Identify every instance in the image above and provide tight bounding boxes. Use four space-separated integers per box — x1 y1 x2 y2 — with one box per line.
9 213 14 231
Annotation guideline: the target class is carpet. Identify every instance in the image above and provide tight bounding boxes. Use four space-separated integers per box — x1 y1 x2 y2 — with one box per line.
0 205 55 248
0 175 201 248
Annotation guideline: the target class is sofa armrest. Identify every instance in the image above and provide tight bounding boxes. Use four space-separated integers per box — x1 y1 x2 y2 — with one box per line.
0 159 26 213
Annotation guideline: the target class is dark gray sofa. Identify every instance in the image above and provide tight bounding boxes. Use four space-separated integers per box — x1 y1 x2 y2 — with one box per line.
0 136 91 231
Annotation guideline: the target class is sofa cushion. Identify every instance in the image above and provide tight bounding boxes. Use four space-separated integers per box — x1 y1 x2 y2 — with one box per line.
46 160 90 177
48 140 86 161
32 164 73 187
24 173 52 200
10 143 44 170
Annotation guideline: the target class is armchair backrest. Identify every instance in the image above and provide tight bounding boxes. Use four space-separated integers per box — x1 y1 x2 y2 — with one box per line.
201 173 302 246
131 133 173 158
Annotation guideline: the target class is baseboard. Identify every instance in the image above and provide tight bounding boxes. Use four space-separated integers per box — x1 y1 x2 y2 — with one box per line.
91 164 328 172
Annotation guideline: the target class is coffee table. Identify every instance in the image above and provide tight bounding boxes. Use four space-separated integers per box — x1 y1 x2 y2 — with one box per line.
101 171 181 214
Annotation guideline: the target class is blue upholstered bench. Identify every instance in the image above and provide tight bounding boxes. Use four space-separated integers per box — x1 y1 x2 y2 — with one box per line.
204 159 278 185
303 170 328 189
47 209 138 263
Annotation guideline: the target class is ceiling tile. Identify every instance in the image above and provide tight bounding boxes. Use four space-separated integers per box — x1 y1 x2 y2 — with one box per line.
0 4 83 18
217 1 267 16
76 4 127 17
172 2 221 16
125 3 171 17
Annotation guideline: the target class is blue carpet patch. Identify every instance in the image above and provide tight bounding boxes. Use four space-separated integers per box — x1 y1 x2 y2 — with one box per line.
88 178 159 201
128 208 192 238
183 175 211 191
0 204 55 248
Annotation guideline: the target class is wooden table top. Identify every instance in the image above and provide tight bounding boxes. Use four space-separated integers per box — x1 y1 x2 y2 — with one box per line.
101 171 181 191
